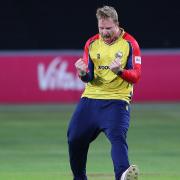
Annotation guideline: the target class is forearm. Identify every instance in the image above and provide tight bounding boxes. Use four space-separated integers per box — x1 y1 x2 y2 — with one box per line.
118 66 141 84
79 72 93 83
79 57 94 83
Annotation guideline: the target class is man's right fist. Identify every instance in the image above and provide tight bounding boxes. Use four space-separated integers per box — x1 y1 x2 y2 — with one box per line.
75 58 87 76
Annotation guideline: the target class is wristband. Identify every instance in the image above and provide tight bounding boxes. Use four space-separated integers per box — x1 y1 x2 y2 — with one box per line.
79 71 87 76
117 69 123 76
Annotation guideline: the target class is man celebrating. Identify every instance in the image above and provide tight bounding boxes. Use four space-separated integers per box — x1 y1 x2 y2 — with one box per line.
67 5 141 180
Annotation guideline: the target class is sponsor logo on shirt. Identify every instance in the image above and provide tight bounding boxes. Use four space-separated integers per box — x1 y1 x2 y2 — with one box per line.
98 65 109 70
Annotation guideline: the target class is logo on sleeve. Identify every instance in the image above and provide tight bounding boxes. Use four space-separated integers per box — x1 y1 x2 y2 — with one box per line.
135 56 141 64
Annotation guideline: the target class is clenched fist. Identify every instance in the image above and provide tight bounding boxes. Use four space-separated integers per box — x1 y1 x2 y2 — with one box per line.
109 58 123 75
75 58 87 76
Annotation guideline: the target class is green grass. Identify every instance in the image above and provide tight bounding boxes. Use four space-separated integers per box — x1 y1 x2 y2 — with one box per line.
0 103 180 180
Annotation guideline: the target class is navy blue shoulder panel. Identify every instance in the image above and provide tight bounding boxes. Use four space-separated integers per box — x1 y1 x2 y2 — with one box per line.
125 42 133 70
80 55 94 82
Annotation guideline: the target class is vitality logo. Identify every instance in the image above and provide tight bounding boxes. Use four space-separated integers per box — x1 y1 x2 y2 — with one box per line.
37 57 84 91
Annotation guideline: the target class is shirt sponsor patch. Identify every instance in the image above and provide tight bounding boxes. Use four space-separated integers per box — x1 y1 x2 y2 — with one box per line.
135 56 141 64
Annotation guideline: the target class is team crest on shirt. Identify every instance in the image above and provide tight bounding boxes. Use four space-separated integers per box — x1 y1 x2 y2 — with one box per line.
115 51 123 59
97 53 100 59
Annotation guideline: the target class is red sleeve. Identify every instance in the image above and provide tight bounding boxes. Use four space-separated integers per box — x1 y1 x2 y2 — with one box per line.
121 32 142 84
79 34 99 82
83 34 100 68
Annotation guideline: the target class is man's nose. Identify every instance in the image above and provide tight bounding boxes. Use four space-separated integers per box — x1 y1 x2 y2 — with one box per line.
102 29 108 35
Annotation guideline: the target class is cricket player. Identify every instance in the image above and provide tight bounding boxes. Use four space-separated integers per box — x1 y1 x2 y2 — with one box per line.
67 5 141 180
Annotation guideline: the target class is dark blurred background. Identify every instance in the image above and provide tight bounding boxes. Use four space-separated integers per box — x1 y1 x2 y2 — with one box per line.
0 0 179 50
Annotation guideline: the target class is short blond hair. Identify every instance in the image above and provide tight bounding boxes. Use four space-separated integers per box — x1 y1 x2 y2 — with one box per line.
96 6 119 25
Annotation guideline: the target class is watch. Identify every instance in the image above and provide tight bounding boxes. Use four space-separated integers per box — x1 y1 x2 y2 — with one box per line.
79 71 87 76
117 69 123 76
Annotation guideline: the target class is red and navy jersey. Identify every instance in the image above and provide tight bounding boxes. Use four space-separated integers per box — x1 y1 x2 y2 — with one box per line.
80 29 141 103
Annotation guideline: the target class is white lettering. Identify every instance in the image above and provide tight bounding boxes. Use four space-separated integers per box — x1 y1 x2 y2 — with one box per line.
38 57 84 91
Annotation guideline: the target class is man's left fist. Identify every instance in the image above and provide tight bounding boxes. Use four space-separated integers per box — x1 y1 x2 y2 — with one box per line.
109 58 122 74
